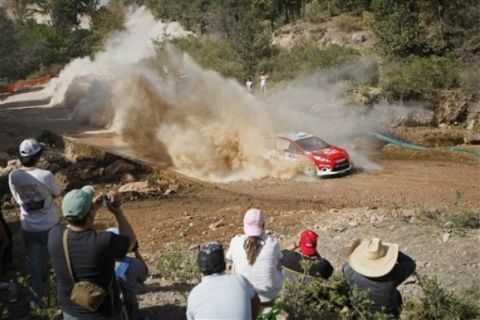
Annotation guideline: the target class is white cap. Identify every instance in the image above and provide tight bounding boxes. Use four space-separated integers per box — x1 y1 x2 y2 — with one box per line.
19 138 43 157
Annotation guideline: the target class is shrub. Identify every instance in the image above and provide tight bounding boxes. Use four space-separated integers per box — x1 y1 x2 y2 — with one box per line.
403 277 480 320
153 242 201 283
174 36 245 79
270 42 361 80
380 55 459 99
335 14 364 33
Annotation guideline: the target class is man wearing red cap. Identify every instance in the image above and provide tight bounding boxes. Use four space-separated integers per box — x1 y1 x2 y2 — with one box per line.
282 229 333 280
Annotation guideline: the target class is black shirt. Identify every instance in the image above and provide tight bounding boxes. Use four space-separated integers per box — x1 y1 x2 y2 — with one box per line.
282 249 334 279
342 252 416 316
48 224 130 319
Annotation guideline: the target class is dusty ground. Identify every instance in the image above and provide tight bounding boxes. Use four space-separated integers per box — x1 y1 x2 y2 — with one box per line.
0 87 479 319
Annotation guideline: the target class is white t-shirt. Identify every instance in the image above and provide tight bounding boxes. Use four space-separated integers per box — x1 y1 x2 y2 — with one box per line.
187 273 255 320
226 233 283 302
9 168 61 232
260 75 268 87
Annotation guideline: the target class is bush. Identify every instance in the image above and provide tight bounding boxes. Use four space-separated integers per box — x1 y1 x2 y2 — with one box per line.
174 36 245 79
153 242 201 283
305 1 329 23
403 277 480 320
380 55 459 99
335 14 364 33
270 42 361 80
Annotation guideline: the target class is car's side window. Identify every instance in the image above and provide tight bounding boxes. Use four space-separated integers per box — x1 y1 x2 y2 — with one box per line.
288 143 301 154
276 139 290 151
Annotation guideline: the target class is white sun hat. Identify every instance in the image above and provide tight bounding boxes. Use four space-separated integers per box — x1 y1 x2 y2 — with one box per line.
348 237 399 278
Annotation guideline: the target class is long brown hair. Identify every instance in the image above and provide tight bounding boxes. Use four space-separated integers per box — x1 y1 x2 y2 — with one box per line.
244 236 263 265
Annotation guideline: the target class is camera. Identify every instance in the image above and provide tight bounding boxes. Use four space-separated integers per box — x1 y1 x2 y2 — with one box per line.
100 194 110 206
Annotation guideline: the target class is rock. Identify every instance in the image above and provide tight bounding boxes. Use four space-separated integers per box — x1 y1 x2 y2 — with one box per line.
351 33 367 43
329 209 339 214
104 160 135 176
188 244 199 251
348 221 359 228
122 173 136 183
436 89 471 124
164 182 180 195
54 170 69 191
209 219 225 230
118 181 160 197
404 275 417 285
463 132 480 145
466 119 476 130
388 225 396 231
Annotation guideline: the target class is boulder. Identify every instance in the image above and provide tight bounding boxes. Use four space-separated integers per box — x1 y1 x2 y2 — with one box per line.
118 181 161 198
463 131 480 145
351 33 366 43
435 89 471 124
104 160 135 177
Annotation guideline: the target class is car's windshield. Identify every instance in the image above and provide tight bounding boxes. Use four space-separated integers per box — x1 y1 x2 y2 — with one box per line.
296 136 329 151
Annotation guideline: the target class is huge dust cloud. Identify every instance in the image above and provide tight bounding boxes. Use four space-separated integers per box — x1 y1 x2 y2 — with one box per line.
47 6 405 182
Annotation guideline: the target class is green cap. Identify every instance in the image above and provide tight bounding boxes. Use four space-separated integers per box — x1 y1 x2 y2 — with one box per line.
62 186 95 218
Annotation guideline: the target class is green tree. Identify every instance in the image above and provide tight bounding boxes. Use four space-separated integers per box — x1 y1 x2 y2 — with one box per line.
371 0 424 57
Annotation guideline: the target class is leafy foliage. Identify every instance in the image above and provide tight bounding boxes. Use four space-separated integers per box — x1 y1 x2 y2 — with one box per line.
403 277 480 320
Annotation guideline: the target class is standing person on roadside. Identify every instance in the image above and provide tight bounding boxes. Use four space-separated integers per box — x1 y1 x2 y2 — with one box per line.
225 208 283 305
48 186 137 320
187 241 260 320
8 138 61 306
259 72 269 95
342 237 416 319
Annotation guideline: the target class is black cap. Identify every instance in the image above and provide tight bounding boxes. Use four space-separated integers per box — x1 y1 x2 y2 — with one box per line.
197 241 226 275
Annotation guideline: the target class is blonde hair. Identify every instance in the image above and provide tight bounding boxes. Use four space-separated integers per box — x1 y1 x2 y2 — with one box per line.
244 236 263 265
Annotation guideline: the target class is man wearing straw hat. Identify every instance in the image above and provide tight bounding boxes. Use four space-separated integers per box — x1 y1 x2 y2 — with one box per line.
342 237 416 318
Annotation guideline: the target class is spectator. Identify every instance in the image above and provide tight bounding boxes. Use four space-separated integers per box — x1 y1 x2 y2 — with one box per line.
107 227 148 320
8 138 61 306
342 238 416 319
225 208 283 305
187 241 260 320
48 187 137 319
282 229 333 280
246 77 253 92
259 72 269 95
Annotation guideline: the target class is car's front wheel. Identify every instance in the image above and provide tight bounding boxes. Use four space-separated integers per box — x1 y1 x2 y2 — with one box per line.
303 162 317 177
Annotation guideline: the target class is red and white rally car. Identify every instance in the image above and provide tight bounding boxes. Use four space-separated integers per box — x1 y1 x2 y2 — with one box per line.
270 132 353 177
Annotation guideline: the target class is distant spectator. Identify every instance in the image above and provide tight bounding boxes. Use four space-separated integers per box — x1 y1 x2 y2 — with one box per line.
259 72 269 95
342 238 416 318
8 138 61 306
282 229 333 280
226 209 283 304
187 241 260 320
107 227 148 320
48 187 137 319
246 77 253 92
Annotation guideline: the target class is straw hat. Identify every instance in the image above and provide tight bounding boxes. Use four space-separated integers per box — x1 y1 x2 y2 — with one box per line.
348 238 399 278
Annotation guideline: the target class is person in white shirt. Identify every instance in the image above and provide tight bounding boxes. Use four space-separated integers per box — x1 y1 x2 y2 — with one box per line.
246 77 253 92
8 138 61 306
225 208 283 304
187 241 260 320
259 72 269 95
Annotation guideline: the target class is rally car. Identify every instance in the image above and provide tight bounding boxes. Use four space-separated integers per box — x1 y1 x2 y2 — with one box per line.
270 132 352 177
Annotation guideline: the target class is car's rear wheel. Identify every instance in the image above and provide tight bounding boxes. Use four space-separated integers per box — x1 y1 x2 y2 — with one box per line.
303 163 317 177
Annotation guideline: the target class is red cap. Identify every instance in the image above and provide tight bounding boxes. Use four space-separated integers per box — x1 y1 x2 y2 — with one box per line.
299 229 318 256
